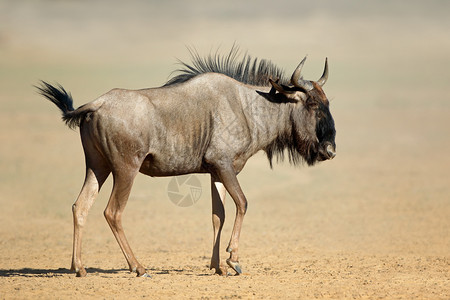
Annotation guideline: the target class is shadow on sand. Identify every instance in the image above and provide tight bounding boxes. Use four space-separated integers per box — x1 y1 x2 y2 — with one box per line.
0 267 215 278
0 268 127 278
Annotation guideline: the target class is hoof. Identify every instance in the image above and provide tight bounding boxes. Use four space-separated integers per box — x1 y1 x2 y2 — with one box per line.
75 268 87 277
211 265 228 276
226 259 242 275
138 272 152 278
135 266 148 277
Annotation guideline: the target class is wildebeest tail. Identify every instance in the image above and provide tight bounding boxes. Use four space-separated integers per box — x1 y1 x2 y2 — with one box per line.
36 81 98 129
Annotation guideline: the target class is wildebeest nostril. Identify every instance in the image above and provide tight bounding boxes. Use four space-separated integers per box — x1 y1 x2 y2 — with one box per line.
326 144 336 159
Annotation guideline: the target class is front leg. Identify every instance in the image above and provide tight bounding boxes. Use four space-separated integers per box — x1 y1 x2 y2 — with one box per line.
210 176 227 275
215 165 248 275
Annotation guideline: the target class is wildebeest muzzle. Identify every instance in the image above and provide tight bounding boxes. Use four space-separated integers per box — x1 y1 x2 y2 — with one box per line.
318 141 336 161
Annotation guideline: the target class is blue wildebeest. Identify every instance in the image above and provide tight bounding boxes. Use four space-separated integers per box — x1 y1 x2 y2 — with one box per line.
36 48 336 277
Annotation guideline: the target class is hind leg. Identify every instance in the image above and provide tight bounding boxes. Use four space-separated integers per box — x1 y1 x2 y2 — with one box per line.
71 166 110 277
104 169 148 277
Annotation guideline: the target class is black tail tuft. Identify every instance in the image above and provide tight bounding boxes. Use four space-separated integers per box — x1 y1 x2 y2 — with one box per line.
35 81 74 113
35 81 82 129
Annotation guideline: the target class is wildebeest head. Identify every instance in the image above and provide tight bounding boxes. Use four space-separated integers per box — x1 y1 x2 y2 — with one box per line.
268 57 336 165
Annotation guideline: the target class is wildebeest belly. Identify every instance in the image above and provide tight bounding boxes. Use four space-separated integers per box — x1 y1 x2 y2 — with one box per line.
139 151 207 177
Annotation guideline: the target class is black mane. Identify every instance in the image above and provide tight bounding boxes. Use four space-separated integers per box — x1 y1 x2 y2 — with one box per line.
165 46 288 87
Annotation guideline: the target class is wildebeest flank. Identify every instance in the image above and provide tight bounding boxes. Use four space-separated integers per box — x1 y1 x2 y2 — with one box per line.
36 47 336 277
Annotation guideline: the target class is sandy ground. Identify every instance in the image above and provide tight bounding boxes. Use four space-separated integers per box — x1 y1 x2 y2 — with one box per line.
1 1 449 299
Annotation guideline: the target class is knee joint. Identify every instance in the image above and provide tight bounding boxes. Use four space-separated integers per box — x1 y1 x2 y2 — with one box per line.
104 209 121 223
103 209 112 221
238 201 247 215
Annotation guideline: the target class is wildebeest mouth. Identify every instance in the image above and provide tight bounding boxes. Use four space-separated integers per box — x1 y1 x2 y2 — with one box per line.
318 142 336 161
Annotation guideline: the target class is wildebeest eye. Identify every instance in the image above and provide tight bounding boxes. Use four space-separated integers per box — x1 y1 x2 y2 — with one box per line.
316 110 324 120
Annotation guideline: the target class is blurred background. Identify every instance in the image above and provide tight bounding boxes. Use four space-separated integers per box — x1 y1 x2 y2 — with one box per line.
1 0 449 274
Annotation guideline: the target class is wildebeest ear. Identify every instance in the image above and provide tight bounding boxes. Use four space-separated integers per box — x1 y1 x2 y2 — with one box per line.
269 78 279 95
268 78 305 103
269 79 296 95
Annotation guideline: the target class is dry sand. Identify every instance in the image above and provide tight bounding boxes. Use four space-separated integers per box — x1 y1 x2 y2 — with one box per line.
0 1 449 299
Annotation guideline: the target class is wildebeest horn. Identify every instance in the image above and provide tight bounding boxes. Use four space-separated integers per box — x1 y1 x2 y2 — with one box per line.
317 58 328 87
291 56 313 91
